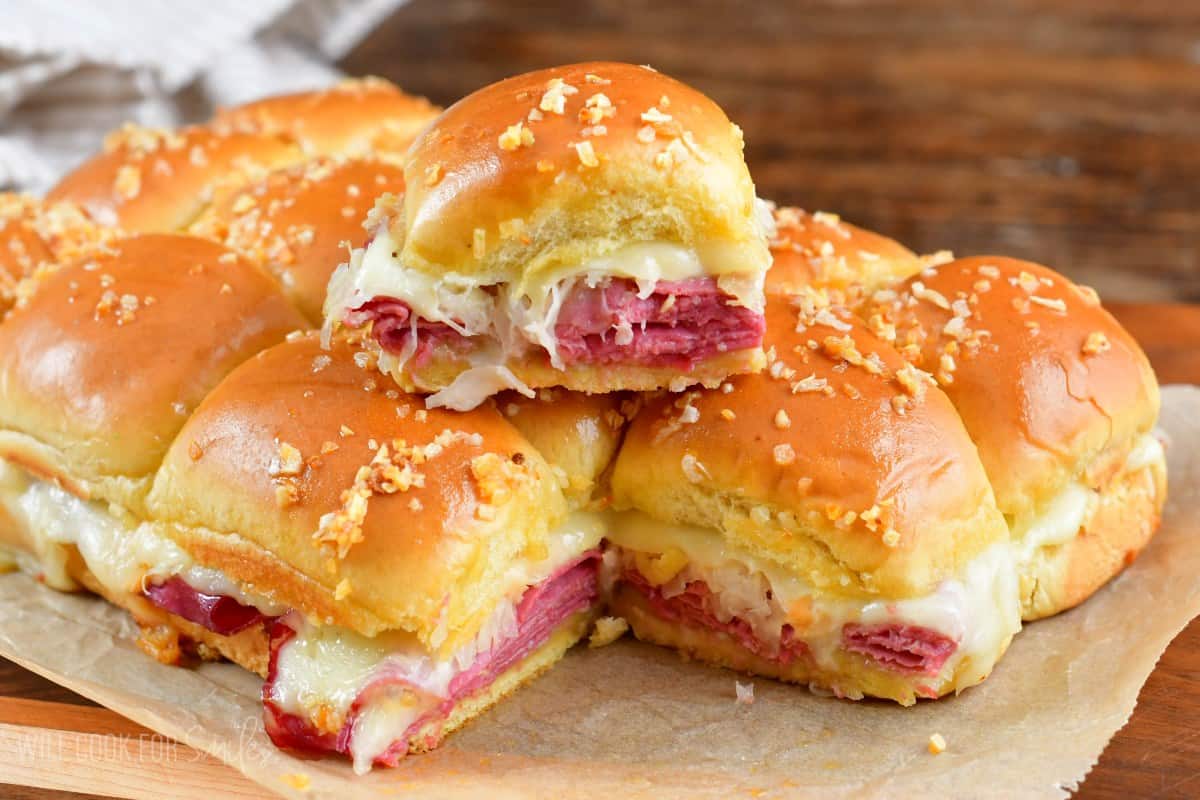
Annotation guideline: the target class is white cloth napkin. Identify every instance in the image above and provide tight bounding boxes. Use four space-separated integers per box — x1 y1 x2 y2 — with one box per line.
0 0 405 194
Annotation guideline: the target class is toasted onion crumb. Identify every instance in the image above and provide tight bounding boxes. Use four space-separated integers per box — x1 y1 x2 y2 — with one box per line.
588 616 629 648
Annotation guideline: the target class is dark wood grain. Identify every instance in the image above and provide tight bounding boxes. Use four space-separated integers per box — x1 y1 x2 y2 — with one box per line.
342 0 1200 304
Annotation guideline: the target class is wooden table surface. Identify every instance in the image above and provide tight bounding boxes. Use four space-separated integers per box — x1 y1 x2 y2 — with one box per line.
0 301 1197 798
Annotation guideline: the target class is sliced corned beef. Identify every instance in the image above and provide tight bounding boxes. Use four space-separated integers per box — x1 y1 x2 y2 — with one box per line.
842 622 957 676
143 576 271 636
261 551 601 766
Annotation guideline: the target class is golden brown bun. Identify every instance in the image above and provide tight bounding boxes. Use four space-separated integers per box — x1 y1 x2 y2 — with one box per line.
611 294 1007 599
147 333 569 650
47 125 303 232
765 207 923 297
0 234 307 513
191 157 405 322
862 256 1160 520
611 584 982 706
0 194 116 315
214 77 439 159
396 61 769 286
494 388 635 509
1021 440 1166 620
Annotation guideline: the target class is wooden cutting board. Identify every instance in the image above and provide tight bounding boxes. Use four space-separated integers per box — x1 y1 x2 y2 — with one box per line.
1 302 1198 800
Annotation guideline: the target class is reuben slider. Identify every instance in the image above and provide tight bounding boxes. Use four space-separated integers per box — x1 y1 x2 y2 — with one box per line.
863 256 1165 619
325 62 772 409
149 334 604 770
609 293 1020 704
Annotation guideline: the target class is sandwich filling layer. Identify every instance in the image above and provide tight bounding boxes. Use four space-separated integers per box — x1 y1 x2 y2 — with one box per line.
264 551 600 773
326 230 767 405
606 510 1021 695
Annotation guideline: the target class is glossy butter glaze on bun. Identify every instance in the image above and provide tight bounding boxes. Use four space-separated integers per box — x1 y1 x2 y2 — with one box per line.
190 156 406 322
609 292 1019 704
47 125 304 233
325 62 772 408
0 193 116 315
0 234 306 513
862 256 1165 619
214 77 439 159
764 206 924 298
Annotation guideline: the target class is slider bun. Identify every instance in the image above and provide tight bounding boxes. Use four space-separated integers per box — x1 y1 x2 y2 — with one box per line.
191 157 405 322
0 234 306 513
0 194 114 314
214 77 439 159
495 388 634 509
1021 448 1165 620
612 295 1007 599
862 256 1160 519
765 207 922 297
47 125 303 232
147 333 568 649
397 61 770 287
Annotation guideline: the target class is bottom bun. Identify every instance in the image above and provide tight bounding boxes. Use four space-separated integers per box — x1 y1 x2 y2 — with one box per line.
1020 450 1166 621
376 343 765 409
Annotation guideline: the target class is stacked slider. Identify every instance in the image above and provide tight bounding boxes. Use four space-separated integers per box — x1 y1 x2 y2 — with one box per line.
0 60 1168 774
324 62 774 409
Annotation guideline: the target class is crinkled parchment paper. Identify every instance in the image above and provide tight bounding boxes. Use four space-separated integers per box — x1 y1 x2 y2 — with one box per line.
2 386 1198 799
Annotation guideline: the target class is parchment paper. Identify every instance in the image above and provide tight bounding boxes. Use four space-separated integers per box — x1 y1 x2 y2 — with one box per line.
2 386 1198 800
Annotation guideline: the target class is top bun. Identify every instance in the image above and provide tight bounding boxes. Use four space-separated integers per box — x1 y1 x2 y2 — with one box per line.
47 125 302 233
148 333 568 648
612 294 1006 599
862 256 1159 516
214 77 439 159
765 207 923 297
0 234 306 512
394 61 770 291
0 194 115 315
190 156 406 322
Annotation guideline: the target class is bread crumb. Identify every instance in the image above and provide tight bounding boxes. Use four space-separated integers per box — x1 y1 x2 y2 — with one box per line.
334 578 352 600
423 162 443 187
588 616 629 648
1082 331 1111 356
498 121 534 150
573 140 599 168
681 453 709 484
928 733 947 755
735 681 755 705
282 772 311 791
